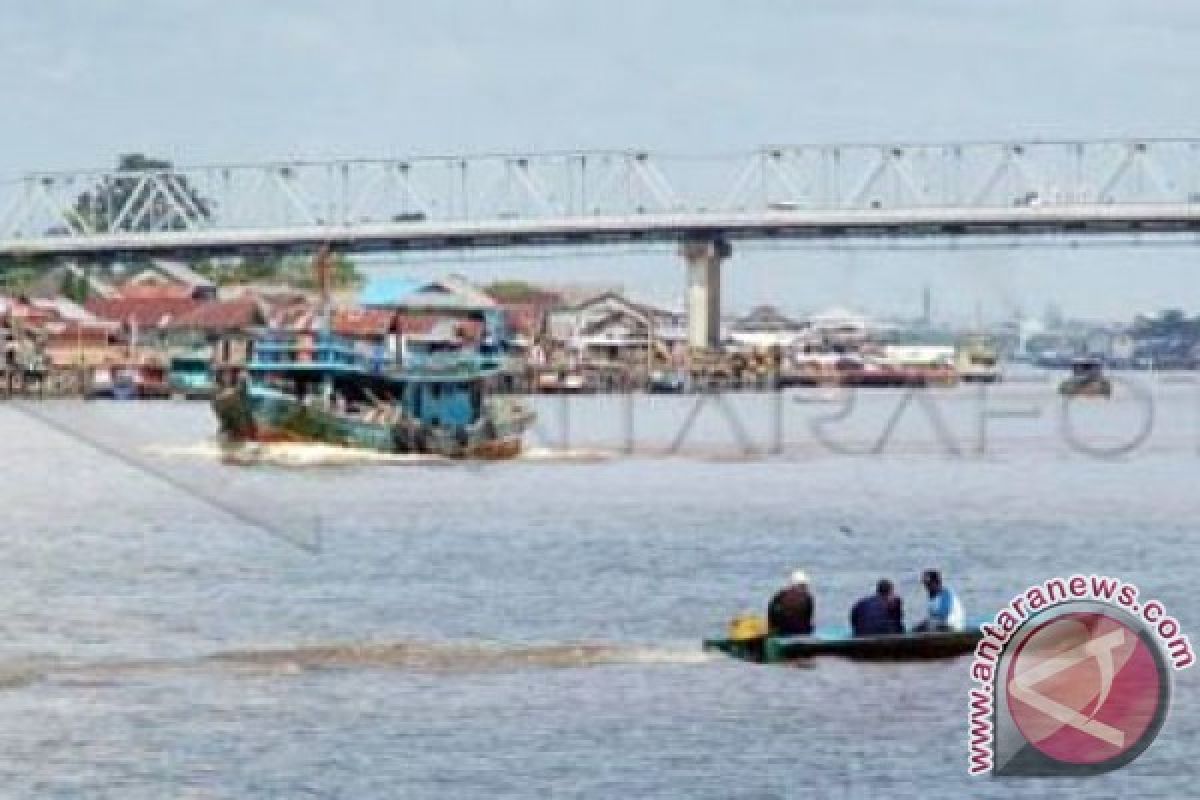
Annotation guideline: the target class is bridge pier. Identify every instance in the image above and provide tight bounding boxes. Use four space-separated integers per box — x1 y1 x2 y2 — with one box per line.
681 237 730 350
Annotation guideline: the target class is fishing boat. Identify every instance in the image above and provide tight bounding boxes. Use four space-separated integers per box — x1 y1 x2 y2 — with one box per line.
704 620 983 664
212 248 534 459
1058 357 1112 398
211 333 535 459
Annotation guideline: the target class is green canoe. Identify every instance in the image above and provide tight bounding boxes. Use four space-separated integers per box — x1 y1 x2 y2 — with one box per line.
704 627 984 664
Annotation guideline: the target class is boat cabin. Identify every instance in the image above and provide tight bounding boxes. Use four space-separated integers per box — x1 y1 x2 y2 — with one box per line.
1070 357 1105 378
247 331 489 428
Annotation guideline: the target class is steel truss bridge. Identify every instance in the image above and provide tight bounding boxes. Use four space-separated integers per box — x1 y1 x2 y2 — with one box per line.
3 138 1200 259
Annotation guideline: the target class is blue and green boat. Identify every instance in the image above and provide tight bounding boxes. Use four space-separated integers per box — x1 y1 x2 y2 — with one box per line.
211 331 535 459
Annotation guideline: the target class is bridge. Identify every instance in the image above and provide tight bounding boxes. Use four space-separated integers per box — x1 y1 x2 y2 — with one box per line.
4 137 1200 346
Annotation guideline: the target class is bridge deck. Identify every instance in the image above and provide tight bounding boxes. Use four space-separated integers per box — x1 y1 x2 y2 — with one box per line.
4 204 1200 258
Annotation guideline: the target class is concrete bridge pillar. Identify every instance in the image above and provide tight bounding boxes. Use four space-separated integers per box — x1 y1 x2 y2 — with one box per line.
681 238 730 350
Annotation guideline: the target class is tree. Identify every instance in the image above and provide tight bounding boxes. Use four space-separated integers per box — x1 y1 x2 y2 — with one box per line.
0 256 43 295
188 252 363 289
484 280 540 301
71 153 213 233
283 252 363 290
61 269 90 305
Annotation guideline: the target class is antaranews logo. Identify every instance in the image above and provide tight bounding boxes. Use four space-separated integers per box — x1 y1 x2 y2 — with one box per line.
967 576 1193 777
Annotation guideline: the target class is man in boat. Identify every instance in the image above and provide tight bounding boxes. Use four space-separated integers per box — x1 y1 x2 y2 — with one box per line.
767 570 814 636
915 569 965 632
850 579 904 636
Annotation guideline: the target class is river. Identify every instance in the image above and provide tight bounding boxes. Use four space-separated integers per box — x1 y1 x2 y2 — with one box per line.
0 374 1196 798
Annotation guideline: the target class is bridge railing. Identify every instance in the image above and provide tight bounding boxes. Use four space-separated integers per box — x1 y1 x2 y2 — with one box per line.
2 139 1199 242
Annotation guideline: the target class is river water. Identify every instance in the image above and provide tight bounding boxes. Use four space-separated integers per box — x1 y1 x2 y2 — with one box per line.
0 373 1197 798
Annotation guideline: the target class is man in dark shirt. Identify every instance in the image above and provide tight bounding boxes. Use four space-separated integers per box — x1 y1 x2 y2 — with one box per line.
767 570 814 636
850 579 905 636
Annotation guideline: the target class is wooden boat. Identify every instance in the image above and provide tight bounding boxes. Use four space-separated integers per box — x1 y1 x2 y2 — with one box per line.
704 626 984 664
211 332 534 460
212 246 533 459
213 248 534 459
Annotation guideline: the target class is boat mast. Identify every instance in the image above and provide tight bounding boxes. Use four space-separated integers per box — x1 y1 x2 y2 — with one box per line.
314 244 335 404
315 244 333 337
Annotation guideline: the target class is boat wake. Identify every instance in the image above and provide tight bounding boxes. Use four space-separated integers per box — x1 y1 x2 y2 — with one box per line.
208 639 711 673
2 640 715 690
147 441 615 467
145 441 451 467
517 447 614 464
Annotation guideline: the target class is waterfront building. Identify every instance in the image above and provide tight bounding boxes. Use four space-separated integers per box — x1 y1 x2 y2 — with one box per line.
728 305 808 349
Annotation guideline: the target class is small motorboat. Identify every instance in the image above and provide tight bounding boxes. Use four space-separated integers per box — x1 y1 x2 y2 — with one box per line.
646 368 687 393
704 616 983 664
1058 357 1112 398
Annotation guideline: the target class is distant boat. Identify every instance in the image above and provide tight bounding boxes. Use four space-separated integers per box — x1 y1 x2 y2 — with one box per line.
533 367 587 393
1058 357 1112 398
646 368 687 393
88 363 170 399
955 337 1002 383
212 332 535 459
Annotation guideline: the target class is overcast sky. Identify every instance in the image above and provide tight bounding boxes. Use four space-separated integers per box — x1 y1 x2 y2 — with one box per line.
3 1 1199 321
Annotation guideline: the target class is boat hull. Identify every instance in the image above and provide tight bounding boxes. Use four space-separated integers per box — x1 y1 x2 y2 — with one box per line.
212 385 531 460
1059 377 1112 397
704 628 984 663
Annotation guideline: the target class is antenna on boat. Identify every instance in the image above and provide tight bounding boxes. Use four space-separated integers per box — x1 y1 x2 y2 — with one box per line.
314 244 333 336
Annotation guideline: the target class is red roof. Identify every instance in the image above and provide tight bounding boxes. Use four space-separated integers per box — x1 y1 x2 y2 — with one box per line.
168 297 265 331
332 308 395 337
268 303 316 331
393 313 483 340
86 297 202 328
393 313 440 335
117 283 195 300
268 305 395 337
43 323 113 345
486 286 564 306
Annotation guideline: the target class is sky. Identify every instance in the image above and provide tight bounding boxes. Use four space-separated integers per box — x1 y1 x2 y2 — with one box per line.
2 0 1199 321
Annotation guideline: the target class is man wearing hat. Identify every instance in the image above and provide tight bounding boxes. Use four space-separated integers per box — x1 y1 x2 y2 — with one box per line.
767 569 815 636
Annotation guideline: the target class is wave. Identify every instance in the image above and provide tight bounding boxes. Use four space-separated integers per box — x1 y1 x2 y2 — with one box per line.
1 640 715 690
147 441 615 467
0 664 44 690
517 447 614 463
145 441 451 467
207 639 712 673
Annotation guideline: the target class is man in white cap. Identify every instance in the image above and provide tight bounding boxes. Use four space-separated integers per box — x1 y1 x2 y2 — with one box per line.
767 569 815 636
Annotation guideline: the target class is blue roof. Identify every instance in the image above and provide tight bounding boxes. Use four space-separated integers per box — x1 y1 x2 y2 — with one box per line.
358 276 425 307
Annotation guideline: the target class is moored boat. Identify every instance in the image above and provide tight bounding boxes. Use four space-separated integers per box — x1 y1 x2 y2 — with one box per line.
87 361 170 399
646 368 687 393
956 336 1002 383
